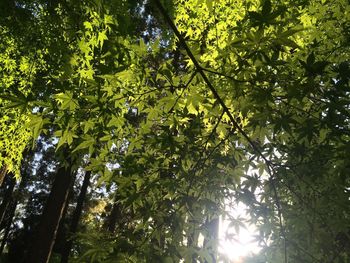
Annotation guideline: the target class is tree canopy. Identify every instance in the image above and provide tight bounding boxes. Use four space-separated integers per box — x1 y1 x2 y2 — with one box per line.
0 0 349 262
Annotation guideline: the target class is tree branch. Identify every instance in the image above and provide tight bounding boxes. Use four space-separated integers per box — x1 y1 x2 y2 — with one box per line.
153 1 287 262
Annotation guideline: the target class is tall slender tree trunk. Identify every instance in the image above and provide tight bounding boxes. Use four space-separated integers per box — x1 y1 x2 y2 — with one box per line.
27 162 74 263
106 197 121 233
60 171 91 263
54 181 75 257
0 163 30 255
0 173 16 227
0 200 17 255
0 165 8 187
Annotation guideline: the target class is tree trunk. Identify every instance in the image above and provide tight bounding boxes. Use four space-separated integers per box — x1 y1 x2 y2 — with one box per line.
60 171 91 263
27 163 74 263
106 199 120 233
0 173 16 227
0 200 17 255
54 181 75 257
0 165 8 187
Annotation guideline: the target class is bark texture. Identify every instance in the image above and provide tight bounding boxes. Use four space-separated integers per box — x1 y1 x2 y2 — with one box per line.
60 171 91 263
0 200 17 255
27 163 74 263
0 165 8 187
0 173 16 227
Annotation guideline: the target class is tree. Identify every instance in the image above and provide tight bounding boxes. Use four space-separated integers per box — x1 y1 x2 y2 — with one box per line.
27 155 74 263
60 170 91 263
1 0 349 262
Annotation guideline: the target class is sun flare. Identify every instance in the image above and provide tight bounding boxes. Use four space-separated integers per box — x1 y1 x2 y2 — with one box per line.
218 203 261 262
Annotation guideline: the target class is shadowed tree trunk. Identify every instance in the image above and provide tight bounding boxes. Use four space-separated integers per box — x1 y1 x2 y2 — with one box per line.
0 162 30 255
105 190 124 234
27 161 74 263
0 200 17 255
0 165 7 187
0 173 16 227
60 171 91 263
54 180 76 258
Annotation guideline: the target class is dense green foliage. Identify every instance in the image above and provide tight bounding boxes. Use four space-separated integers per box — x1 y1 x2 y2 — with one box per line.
0 0 349 262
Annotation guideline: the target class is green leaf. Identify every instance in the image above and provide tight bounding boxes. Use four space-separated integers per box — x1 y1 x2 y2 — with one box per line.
27 115 45 140
66 130 77 145
56 132 67 150
84 120 95 134
187 103 197 115
83 21 93 31
275 38 300 49
73 137 95 152
280 26 305 37
78 68 95 80
107 116 123 128
100 134 112 142
56 129 77 149
55 92 78 111
98 31 108 49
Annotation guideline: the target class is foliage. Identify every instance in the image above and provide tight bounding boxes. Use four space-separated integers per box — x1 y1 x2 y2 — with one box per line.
0 0 349 262
0 26 35 179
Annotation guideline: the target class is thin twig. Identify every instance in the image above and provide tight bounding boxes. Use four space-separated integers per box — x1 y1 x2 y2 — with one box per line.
200 66 250 83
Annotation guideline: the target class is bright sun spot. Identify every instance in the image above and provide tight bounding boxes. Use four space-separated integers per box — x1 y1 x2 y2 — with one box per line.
218 202 261 262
